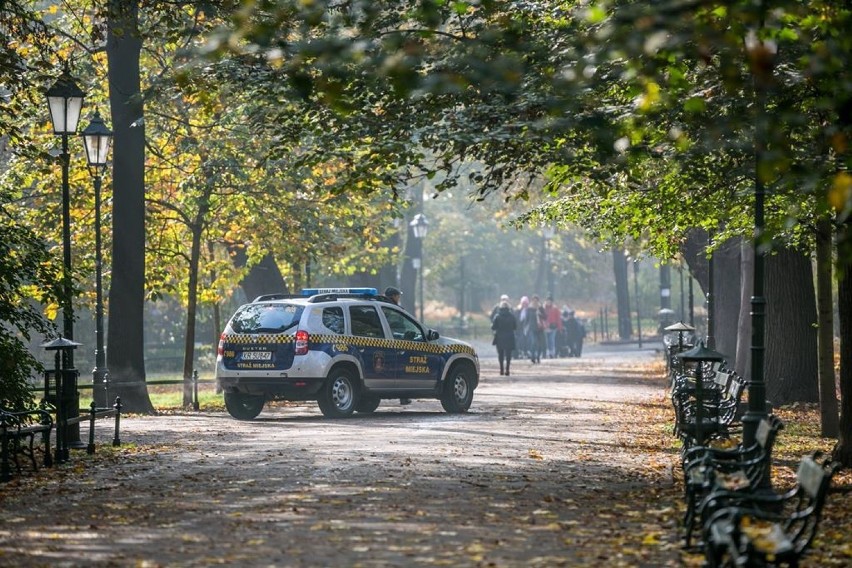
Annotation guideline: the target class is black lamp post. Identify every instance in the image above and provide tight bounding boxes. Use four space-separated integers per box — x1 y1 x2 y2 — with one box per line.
45 67 85 367
81 110 113 406
45 67 85 449
742 28 777 447
410 213 429 321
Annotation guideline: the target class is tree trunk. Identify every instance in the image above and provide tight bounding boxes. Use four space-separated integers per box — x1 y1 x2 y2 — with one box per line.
106 0 153 414
834 220 852 467
682 229 710 339
764 247 819 405
735 241 754 379
682 231 739 362
401 213 420 316
182 224 202 407
711 238 742 364
660 264 671 310
816 217 840 437
612 249 632 340
232 250 287 301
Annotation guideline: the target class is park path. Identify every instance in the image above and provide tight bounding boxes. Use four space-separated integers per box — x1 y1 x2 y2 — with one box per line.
0 343 689 567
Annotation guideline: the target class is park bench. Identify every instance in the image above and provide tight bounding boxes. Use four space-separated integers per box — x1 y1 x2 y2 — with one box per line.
701 451 840 567
673 368 747 449
680 414 784 547
1 406 54 482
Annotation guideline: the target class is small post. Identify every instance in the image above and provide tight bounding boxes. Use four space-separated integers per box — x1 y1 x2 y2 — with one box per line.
1 426 10 482
87 401 96 454
112 397 121 447
193 370 200 411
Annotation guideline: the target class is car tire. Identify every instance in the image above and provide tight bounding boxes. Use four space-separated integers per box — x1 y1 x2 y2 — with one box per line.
440 364 475 413
317 367 358 418
224 392 265 420
355 395 381 414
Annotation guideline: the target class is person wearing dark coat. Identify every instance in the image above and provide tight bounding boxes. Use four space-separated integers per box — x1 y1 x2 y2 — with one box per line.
562 309 584 357
491 301 517 376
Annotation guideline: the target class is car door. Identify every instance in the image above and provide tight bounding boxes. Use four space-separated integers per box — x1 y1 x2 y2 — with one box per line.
347 304 396 389
380 306 442 389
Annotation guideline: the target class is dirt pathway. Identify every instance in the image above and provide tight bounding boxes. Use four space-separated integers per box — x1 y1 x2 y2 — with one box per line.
0 344 687 567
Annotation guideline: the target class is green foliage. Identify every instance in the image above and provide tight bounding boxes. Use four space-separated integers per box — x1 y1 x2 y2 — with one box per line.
0 192 61 408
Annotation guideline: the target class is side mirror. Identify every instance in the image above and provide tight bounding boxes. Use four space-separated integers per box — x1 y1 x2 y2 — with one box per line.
427 329 440 341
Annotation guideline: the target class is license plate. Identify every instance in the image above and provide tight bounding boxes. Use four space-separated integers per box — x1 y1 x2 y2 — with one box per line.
241 351 272 361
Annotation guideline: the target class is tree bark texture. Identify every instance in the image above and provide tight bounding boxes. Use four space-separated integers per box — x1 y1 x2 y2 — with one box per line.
401 217 420 316
834 221 852 466
710 238 741 364
682 231 740 365
182 224 202 406
233 250 287 302
764 247 819 405
612 249 632 340
816 217 839 437
106 0 153 413
735 241 754 380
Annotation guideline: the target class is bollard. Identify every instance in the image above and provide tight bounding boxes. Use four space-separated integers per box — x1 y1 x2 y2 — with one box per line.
1 426 9 482
112 397 121 447
193 370 200 411
87 401 97 454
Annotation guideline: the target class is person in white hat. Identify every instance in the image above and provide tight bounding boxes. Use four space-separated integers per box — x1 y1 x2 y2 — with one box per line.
490 293 510 322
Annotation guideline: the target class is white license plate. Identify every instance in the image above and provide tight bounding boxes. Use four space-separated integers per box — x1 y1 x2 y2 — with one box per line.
241 351 272 361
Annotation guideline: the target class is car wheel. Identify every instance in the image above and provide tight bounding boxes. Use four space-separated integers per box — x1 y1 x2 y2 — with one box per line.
440 365 475 413
355 395 381 414
224 392 265 420
317 368 358 418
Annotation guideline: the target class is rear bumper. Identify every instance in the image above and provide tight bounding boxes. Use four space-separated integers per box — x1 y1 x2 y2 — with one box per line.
217 376 324 399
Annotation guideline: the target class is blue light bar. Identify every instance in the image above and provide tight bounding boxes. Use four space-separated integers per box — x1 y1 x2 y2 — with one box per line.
301 287 378 296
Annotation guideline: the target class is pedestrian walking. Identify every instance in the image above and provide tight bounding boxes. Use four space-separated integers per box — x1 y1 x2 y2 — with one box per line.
544 297 563 358
490 293 510 322
491 300 517 376
563 309 584 357
518 296 534 362
520 295 545 364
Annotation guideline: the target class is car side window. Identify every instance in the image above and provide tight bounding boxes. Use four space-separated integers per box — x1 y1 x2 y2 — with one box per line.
322 307 344 335
349 306 385 338
382 307 424 341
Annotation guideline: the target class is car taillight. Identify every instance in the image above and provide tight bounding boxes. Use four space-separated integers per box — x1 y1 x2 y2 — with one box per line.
217 333 225 356
295 330 309 355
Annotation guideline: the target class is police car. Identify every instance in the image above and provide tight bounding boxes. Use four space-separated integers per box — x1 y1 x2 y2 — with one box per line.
216 288 480 420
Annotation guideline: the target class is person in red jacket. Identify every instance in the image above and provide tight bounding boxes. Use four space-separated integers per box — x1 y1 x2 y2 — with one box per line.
543 297 563 359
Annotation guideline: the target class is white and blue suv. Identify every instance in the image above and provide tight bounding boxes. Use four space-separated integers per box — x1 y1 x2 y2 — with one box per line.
216 288 480 420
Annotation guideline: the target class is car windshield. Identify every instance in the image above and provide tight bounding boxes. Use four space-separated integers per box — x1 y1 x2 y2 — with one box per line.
230 303 303 334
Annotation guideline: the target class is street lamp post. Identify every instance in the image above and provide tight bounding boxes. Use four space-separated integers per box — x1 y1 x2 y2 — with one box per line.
742 28 777 450
45 66 85 449
46 67 85 365
410 213 429 321
81 110 113 406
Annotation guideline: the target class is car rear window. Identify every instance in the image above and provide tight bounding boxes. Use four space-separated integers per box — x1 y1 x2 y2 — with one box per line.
230 303 303 333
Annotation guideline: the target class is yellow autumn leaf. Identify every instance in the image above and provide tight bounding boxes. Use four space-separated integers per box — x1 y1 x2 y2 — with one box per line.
528 449 544 460
642 532 663 545
828 172 852 211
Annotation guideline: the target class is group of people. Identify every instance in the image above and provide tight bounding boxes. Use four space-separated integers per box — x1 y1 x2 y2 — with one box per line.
490 293 586 376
